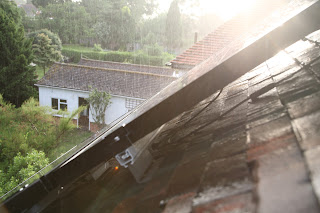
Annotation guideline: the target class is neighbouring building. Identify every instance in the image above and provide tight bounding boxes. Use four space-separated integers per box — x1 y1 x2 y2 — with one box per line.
17 3 39 18
35 60 177 131
170 0 288 71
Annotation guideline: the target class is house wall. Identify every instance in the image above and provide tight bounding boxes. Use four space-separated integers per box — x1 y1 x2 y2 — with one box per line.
38 86 143 128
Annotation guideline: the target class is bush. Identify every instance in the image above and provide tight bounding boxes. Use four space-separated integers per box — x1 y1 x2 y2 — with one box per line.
143 43 163 56
93 44 103 52
62 47 175 66
0 95 87 197
28 29 62 51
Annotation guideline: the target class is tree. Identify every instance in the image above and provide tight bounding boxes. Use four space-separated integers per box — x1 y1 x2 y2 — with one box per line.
126 0 157 21
28 29 62 51
32 0 71 8
90 2 136 50
165 0 182 52
81 0 156 23
32 33 62 75
86 88 111 127
0 0 37 107
13 0 26 5
141 13 167 45
38 2 91 44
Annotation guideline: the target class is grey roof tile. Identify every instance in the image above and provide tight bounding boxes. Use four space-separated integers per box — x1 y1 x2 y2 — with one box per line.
78 58 176 76
37 63 177 99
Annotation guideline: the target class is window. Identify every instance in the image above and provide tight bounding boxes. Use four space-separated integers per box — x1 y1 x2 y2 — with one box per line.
51 98 68 111
52 98 58 110
125 99 144 111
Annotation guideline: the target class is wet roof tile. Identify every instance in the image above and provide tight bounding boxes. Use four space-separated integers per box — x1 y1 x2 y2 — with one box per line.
56 28 320 213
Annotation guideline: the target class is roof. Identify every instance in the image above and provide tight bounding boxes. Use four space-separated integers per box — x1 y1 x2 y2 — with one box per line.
170 0 290 70
46 28 320 212
3 0 320 211
78 58 176 76
36 63 177 99
18 4 38 17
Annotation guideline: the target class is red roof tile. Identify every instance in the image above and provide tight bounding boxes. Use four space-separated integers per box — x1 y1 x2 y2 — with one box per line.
171 0 288 70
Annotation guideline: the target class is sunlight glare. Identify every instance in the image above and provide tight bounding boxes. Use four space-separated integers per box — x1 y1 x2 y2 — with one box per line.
198 0 256 20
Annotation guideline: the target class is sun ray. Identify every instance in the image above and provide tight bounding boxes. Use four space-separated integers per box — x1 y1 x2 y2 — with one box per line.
200 0 256 20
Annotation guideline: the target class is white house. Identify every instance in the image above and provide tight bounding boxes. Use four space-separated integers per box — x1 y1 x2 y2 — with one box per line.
36 59 177 131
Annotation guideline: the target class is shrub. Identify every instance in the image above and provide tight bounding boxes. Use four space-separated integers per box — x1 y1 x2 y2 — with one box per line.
28 29 62 51
93 44 103 52
62 47 175 66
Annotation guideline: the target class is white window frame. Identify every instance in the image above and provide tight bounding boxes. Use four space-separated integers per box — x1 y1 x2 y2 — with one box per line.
51 97 68 111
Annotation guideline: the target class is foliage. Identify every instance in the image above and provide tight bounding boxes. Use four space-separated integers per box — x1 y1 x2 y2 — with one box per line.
62 45 175 66
0 150 49 195
19 0 219 54
32 33 62 75
143 43 163 56
166 0 182 51
20 8 39 33
141 13 167 45
142 32 157 46
91 3 136 50
0 95 88 197
86 88 111 126
0 0 22 23
32 0 71 8
28 29 62 51
81 0 155 50
0 0 37 107
38 2 91 44
13 0 26 4
55 105 87 143
93 44 103 52
35 65 49 80
126 0 156 21
81 0 156 23
47 129 92 161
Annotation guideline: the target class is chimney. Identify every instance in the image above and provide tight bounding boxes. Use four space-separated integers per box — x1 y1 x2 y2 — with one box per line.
194 32 198 44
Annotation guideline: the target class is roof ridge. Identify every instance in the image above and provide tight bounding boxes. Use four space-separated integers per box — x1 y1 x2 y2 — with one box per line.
79 58 175 71
54 63 177 79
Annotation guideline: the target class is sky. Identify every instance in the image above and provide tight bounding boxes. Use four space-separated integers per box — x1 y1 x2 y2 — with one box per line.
156 0 256 20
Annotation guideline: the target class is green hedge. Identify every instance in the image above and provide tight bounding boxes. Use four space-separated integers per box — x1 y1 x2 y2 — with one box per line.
62 48 174 66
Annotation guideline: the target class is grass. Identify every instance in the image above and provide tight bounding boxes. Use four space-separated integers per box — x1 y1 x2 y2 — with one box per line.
63 44 94 52
48 128 93 162
35 66 49 80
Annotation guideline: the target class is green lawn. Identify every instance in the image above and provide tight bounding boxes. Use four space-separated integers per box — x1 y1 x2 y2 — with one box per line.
63 44 94 52
35 66 49 80
48 128 93 161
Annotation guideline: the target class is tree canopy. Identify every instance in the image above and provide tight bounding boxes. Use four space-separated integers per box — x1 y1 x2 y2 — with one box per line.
31 0 71 8
28 29 62 51
166 0 182 52
0 0 36 107
38 2 91 44
86 88 111 126
32 33 62 75
19 0 223 61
